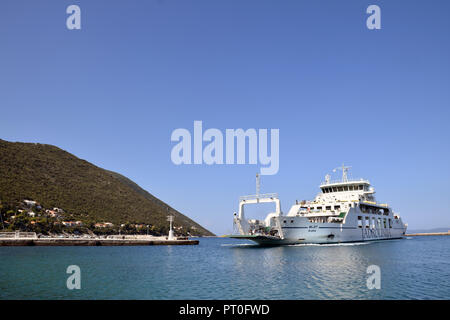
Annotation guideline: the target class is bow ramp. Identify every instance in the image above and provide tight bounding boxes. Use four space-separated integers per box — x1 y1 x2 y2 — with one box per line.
228 193 285 244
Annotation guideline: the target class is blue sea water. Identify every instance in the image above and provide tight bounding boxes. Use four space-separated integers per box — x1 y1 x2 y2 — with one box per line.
0 236 449 299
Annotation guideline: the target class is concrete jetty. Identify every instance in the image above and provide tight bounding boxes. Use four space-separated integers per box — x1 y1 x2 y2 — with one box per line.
0 232 199 246
405 231 450 237
0 238 199 246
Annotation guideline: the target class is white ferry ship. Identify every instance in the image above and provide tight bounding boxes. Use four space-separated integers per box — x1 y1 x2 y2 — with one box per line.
229 165 407 245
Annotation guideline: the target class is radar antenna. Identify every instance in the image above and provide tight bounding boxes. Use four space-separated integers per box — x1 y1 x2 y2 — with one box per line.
333 164 352 182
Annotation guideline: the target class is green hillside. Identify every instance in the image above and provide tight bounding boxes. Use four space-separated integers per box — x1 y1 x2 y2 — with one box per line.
0 139 214 236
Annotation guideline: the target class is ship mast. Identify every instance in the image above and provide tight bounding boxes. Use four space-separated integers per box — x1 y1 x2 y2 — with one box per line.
333 164 352 182
256 173 260 198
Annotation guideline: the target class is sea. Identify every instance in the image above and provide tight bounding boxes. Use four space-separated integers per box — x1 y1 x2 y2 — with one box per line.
0 236 449 299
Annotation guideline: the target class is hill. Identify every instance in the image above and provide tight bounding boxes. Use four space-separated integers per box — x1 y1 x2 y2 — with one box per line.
0 139 214 236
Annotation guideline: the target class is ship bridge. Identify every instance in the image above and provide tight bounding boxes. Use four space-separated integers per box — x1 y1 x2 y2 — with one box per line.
319 165 374 195
320 179 373 194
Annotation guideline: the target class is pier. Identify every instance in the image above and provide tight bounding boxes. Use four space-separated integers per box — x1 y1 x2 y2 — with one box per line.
0 232 199 246
405 231 450 237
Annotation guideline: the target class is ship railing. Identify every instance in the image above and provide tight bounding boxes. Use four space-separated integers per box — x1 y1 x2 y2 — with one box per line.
239 193 278 201
320 178 368 186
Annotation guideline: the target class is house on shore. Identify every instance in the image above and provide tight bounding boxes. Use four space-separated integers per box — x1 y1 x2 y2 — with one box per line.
95 222 114 228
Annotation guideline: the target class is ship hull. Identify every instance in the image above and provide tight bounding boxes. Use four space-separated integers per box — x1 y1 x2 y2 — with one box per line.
230 214 407 245
240 236 405 246
242 229 405 246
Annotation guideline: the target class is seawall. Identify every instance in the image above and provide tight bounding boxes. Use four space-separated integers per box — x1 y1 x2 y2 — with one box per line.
0 238 199 246
405 232 450 237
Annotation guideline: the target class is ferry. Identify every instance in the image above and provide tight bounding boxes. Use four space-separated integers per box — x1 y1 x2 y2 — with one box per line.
228 165 407 245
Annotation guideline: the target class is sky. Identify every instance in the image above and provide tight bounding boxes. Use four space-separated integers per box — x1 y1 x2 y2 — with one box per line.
1 0 449 235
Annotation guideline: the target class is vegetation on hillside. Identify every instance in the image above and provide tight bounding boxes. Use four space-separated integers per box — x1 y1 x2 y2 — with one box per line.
0 139 214 236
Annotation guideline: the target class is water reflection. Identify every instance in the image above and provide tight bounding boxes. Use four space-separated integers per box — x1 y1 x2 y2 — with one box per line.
228 240 401 299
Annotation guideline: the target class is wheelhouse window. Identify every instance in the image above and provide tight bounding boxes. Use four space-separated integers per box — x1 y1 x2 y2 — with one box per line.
365 216 370 228
357 216 362 228
334 205 340 210
388 219 392 228
359 185 363 190
326 206 331 211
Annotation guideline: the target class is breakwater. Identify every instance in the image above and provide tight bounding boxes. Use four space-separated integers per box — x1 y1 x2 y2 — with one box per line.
405 232 450 237
0 237 199 246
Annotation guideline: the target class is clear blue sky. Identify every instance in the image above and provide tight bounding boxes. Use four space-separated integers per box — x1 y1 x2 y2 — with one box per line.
1 0 449 234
